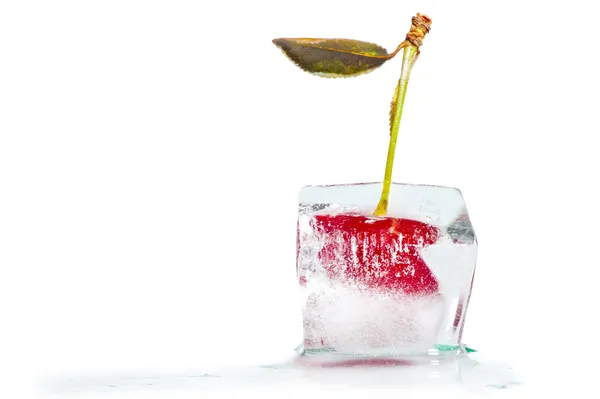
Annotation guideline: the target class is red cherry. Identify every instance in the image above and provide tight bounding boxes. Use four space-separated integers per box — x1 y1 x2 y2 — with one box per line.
311 213 439 295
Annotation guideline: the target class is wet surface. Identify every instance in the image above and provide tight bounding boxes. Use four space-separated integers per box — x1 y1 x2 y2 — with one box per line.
42 352 521 396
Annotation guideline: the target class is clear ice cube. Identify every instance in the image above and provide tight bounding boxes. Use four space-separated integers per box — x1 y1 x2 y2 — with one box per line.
296 183 478 359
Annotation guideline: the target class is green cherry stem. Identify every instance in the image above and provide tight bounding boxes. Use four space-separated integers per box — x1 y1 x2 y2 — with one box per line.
373 45 417 216
373 13 431 217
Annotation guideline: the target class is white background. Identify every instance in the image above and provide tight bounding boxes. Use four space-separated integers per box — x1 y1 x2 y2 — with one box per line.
1 0 600 397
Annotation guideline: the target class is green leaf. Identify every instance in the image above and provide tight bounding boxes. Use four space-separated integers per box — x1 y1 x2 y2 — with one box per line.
272 38 400 78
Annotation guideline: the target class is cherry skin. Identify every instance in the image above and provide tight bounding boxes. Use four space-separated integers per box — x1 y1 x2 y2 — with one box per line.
311 213 439 295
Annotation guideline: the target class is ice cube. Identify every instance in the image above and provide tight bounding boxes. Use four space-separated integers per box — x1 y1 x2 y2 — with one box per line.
296 183 478 358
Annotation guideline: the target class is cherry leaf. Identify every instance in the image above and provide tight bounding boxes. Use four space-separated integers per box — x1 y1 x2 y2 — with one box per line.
272 38 399 78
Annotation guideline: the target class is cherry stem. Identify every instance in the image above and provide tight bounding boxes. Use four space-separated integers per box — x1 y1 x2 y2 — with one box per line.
373 44 418 216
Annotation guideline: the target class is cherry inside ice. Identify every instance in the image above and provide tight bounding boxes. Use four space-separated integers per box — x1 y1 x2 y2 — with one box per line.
310 213 440 295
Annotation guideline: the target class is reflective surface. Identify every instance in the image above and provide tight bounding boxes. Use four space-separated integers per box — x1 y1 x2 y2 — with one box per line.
42 353 521 396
